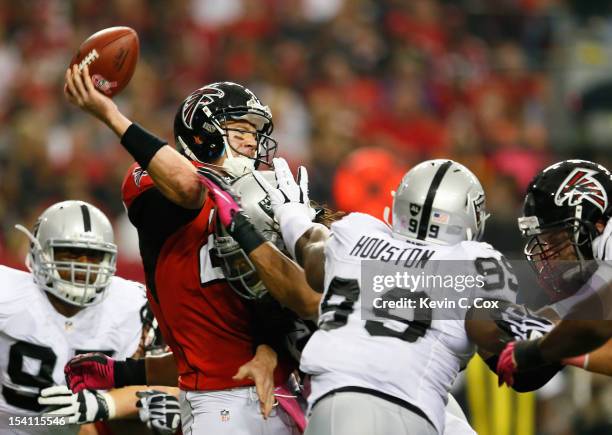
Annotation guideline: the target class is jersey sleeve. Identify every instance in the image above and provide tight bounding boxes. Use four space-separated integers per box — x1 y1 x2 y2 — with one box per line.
108 278 148 359
460 241 519 305
121 163 156 209
121 162 201 237
0 267 32 331
593 217 612 261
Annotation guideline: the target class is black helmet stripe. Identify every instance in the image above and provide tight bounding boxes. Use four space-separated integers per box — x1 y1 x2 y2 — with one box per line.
80 204 92 232
417 160 453 240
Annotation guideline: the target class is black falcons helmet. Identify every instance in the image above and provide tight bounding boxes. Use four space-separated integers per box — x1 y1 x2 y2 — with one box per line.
173 82 277 167
518 159 612 299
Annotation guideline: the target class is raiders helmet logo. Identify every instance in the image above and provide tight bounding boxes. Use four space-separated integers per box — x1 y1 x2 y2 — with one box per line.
182 84 225 129
258 196 274 218
554 168 608 212
409 203 421 216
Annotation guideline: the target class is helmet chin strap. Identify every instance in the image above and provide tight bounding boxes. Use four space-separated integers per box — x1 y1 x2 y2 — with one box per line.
177 136 206 164
220 135 256 177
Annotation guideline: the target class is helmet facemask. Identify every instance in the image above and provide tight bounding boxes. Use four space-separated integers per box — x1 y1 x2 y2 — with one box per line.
519 215 597 301
216 111 277 175
44 241 115 306
212 171 285 300
214 214 268 300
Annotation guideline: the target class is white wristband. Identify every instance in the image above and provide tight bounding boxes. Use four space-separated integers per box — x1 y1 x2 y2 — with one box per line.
277 205 317 259
101 392 116 419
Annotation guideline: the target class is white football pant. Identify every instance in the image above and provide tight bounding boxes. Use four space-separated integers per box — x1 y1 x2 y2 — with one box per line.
180 387 300 435
305 391 437 435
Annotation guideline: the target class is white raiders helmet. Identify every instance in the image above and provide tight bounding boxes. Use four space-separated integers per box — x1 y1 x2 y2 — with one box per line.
214 171 284 299
16 200 117 306
390 159 489 244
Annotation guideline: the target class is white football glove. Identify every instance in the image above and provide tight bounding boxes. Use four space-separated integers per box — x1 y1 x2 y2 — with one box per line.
38 385 114 424
136 390 181 435
253 157 316 222
253 158 319 258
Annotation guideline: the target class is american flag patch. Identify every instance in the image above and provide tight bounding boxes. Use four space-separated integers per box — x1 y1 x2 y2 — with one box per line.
431 211 449 224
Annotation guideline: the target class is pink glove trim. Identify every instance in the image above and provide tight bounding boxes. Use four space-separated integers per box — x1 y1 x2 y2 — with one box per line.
496 342 517 387
275 386 306 433
198 174 240 227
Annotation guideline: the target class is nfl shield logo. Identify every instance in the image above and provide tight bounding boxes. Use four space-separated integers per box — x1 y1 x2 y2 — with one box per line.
220 409 230 422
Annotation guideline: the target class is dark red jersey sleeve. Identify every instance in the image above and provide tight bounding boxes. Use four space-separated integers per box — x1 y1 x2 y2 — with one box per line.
121 163 156 210
121 163 202 237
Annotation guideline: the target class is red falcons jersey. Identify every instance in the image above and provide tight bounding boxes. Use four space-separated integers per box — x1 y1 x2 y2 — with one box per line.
122 162 291 391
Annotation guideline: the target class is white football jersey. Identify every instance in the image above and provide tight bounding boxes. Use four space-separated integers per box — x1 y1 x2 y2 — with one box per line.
300 213 517 433
0 265 146 434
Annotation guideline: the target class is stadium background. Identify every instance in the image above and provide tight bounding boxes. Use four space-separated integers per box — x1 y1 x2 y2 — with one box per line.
2 0 612 433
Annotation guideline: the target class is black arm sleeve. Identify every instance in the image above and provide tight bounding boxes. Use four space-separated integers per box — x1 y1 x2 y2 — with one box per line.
127 188 201 301
249 294 315 364
250 295 292 352
484 354 563 392
128 187 201 236
114 358 147 387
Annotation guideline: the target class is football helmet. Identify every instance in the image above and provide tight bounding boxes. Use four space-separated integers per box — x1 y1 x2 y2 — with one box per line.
518 160 612 300
390 159 489 244
16 200 117 306
214 170 284 299
174 81 276 172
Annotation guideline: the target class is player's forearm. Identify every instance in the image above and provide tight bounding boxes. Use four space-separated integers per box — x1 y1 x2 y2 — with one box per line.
466 320 509 354
100 105 132 138
582 337 612 375
539 320 612 362
77 92 200 207
106 385 180 420
145 352 179 387
146 146 204 209
119 123 205 209
106 386 142 419
249 243 321 319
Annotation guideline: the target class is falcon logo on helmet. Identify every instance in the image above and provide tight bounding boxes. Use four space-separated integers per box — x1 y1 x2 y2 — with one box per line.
554 168 608 212
181 84 225 129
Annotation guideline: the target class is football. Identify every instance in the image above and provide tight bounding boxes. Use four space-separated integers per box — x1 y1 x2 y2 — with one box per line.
70 26 139 97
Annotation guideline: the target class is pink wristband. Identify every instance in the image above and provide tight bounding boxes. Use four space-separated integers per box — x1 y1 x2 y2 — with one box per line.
562 354 589 369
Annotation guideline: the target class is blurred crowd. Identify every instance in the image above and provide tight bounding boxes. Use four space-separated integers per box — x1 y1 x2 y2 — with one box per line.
0 0 564 265
2 1 612 433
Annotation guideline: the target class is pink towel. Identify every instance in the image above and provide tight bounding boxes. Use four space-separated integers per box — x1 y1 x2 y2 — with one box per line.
275 386 306 433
